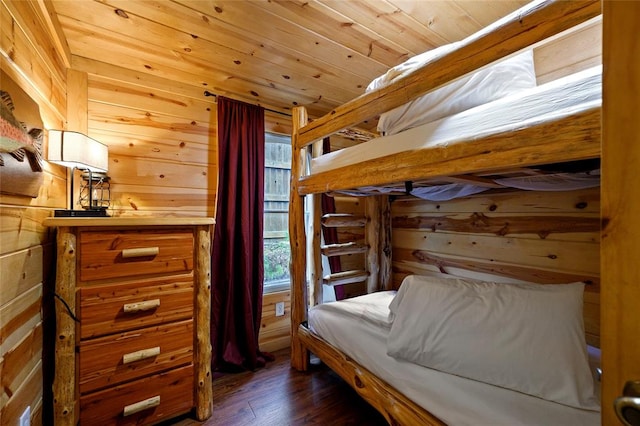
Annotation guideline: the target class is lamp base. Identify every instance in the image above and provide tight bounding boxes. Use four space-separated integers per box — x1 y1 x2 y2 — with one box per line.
54 209 110 218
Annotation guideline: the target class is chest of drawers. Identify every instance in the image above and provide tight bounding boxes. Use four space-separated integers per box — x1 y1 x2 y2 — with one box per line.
44 218 214 425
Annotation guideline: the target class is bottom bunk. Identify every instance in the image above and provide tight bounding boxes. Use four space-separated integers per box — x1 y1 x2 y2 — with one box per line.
302 273 601 426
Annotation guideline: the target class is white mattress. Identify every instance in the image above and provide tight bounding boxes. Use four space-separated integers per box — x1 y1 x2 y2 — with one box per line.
308 291 601 426
311 66 601 175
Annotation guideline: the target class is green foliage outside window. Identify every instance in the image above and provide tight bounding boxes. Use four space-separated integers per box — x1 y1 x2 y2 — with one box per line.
264 239 291 282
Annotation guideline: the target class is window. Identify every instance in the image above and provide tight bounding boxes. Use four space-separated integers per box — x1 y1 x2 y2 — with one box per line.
263 133 292 293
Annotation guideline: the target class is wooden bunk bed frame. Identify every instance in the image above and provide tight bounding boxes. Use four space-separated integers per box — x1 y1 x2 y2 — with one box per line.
288 1 602 424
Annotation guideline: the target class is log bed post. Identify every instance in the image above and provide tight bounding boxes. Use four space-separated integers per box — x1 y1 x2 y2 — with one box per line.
290 106 309 371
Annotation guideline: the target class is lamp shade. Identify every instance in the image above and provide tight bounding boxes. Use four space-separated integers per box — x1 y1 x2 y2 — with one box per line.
47 130 108 172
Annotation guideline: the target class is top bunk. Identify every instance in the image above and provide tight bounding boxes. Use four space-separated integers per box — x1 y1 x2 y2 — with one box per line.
290 0 602 197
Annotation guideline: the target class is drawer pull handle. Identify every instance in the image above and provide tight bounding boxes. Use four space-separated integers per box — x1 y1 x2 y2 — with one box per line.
122 346 161 364
123 299 160 313
123 395 161 416
121 247 159 258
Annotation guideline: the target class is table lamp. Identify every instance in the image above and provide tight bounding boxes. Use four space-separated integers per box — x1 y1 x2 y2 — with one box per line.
47 130 110 217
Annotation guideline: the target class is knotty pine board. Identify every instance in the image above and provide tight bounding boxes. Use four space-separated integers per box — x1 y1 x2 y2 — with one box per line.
1 358 43 426
1 323 43 404
2 0 67 85
0 207 51 254
88 129 214 165
0 246 43 308
534 16 602 85
0 2 66 124
0 2 65 425
259 291 292 353
390 187 600 347
88 102 213 142
88 75 214 123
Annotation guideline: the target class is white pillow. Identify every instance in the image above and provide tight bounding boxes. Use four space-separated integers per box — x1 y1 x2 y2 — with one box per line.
367 49 536 135
386 275 599 410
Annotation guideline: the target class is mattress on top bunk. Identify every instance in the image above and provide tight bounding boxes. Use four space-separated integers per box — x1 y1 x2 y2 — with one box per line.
311 65 601 176
367 49 537 136
308 278 601 426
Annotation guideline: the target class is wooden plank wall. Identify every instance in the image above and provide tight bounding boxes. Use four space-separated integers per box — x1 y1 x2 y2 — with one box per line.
1 3 297 423
391 187 601 347
72 55 291 218
69 56 219 217
259 291 291 353
0 1 68 425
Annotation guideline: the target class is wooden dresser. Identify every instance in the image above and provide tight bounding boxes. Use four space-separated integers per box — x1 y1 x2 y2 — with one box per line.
44 217 214 426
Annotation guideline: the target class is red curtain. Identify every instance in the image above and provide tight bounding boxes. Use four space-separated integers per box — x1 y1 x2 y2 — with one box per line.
211 96 270 371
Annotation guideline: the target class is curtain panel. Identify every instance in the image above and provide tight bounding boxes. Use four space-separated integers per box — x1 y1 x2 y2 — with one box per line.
212 96 270 371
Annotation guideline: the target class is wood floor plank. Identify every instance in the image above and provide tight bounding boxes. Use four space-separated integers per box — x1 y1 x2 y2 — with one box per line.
162 347 388 425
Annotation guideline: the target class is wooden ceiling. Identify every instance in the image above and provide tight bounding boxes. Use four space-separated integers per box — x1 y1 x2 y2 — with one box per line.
51 0 529 120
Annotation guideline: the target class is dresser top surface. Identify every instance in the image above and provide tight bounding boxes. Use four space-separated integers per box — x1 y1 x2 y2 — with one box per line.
44 217 215 227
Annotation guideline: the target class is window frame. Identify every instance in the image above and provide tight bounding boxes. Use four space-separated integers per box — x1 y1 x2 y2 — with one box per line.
263 132 292 294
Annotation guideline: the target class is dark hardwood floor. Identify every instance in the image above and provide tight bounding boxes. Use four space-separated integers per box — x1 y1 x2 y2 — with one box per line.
165 347 388 426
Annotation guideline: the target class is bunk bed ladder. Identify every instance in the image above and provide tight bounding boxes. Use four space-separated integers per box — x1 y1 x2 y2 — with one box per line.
316 195 392 304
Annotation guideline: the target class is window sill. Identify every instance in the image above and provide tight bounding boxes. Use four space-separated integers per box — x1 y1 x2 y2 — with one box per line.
264 279 290 294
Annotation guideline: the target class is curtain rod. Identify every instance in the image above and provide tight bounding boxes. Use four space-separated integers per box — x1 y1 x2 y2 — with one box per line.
203 90 292 117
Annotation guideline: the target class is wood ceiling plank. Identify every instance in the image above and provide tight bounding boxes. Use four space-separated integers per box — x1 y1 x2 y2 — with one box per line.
453 1 531 27
318 0 448 55
99 0 381 87
59 19 350 115
60 18 336 115
54 0 366 105
257 0 416 63
388 0 484 43
179 0 398 71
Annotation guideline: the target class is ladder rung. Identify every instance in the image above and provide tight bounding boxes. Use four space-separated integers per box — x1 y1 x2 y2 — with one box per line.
321 242 368 257
321 213 366 228
323 270 369 286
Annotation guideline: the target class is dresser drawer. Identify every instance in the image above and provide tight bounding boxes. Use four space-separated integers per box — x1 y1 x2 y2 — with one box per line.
79 229 194 282
80 364 194 425
78 275 193 339
79 319 193 394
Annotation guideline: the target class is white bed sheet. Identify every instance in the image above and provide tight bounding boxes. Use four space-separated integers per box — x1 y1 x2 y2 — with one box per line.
311 66 601 175
308 291 601 426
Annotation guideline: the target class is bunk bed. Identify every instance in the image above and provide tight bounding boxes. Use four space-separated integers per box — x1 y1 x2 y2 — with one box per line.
288 1 602 425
